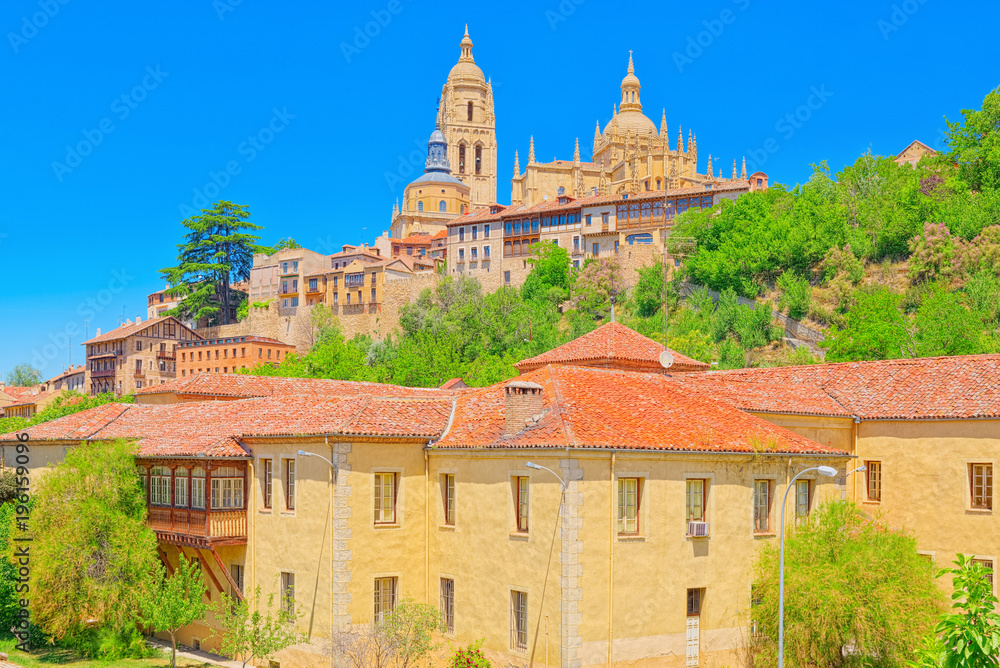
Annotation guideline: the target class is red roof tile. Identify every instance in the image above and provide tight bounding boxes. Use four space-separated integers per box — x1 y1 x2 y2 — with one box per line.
434 365 845 455
515 321 710 373
134 372 454 399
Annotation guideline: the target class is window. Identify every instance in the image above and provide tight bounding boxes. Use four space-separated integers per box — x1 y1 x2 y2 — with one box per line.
795 480 811 522
285 459 296 510
174 467 188 507
458 248 465 262
513 477 529 533
417 201 423 212
573 237 580 251
210 466 244 510
280 572 295 615
753 481 771 533
375 576 397 622
230 563 244 600
865 461 881 502
504 271 511 284
472 226 478 240
440 578 455 633
263 459 273 509
371 288 377 301
687 588 703 616
442 474 455 526
617 477 639 534
484 224 490 238
150 466 171 506
439 200 446 212
459 144 466 173
484 245 490 259
475 146 482 174
971 464 993 510
972 559 995 590
592 243 599 256
375 472 397 524
585 214 592 226
602 212 609 225
467 101 473 121
510 590 528 652
686 479 705 522
192 467 206 510
459 228 465 242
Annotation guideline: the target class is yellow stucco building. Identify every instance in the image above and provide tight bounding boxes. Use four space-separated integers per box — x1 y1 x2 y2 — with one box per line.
6 324 1000 667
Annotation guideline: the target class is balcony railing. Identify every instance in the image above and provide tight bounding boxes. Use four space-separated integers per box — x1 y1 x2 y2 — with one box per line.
147 507 247 547
134 368 145 377
156 350 176 360
91 369 115 379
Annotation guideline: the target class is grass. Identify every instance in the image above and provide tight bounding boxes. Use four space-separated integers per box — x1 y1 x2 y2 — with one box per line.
0 638 216 668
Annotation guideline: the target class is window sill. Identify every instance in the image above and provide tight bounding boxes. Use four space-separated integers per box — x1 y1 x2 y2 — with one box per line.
374 523 401 530
617 534 645 542
685 534 711 540
509 532 529 541
258 508 273 514
861 500 881 505
753 532 776 538
439 524 456 531
966 508 993 514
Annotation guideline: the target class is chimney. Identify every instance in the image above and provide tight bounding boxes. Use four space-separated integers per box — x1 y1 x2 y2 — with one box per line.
504 381 544 436
136 315 142 323
96 328 102 337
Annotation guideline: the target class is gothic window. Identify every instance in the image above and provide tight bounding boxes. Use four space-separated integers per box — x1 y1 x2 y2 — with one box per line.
656 178 661 189
459 145 466 174
418 201 423 212
475 146 482 174
460 204 466 214
439 200 446 212
467 101 473 121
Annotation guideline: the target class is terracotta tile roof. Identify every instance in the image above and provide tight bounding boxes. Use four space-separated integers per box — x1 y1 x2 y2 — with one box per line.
707 355 1000 420
45 365 85 384
671 377 851 418
133 372 454 399
0 394 454 457
434 365 846 455
440 378 468 390
6 390 56 409
82 316 199 345
515 322 710 373
431 230 448 240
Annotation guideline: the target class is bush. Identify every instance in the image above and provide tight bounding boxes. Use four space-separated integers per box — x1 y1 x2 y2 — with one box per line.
777 270 811 319
909 222 959 283
448 639 492 668
60 625 153 660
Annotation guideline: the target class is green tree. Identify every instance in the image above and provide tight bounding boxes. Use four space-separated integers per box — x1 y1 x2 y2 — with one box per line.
751 502 945 668
521 242 571 303
259 237 302 256
160 200 262 326
4 364 41 387
212 584 305 668
776 270 811 320
825 288 914 361
915 287 984 356
632 264 666 318
933 554 1000 668
574 257 625 319
137 555 208 668
945 85 1000 193
30 439 157 639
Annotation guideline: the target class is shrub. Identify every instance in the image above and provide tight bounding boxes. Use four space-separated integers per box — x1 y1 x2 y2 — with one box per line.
908 222 959 282
448 639 492 668
777 270 811 319
821 245 864 285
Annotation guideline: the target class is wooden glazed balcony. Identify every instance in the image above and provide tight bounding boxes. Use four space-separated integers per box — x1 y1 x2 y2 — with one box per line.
147 506 247 548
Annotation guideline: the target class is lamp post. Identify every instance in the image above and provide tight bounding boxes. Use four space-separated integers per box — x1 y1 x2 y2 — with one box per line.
298 449 337 470
298 450 337 668
525 462 567 668
777 464 866 668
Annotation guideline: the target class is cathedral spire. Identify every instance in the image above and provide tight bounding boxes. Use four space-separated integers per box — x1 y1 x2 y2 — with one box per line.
677 125 683 153
707 154 713 178
613 104 617 117
594 120 601 145
459 25 474 62
741 157 747 180
393 198 399 217
691 132 697 161
619 51 642 112
732 160 737 180
660 109 667 138
528 136 535 164
574 138 580 163
513 151 520 176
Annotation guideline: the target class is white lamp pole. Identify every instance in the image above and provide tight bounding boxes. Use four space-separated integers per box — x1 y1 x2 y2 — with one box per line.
778 464 866 668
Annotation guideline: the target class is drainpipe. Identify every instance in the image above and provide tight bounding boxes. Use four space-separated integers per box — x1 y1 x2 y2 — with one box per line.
851 416 860 502
424 449 430 605
608 450 616 668
327 435 334 668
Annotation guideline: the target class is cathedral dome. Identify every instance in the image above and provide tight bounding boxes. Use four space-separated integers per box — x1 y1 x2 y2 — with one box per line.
448 26 485 83
604 111 658 137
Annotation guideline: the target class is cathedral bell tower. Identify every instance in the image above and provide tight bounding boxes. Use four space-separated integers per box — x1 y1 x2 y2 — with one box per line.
437 26 498 208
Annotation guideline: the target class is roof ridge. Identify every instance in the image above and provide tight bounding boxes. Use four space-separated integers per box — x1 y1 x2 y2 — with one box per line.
340 394 373 432
86 402 135 440
548 366 578 448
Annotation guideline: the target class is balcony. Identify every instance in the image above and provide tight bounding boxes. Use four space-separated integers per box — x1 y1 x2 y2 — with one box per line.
305 285 323 295
156 350 176 360
133 368 145 378
91 369 115 379
147 507 247 548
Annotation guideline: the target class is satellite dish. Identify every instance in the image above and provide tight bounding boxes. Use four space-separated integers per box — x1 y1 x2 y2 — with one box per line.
659 350 674 369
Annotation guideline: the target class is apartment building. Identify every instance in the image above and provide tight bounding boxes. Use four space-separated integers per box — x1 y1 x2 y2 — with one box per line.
80 316 201 396
248 247 329 316
42 364 86 393
176 336 296 377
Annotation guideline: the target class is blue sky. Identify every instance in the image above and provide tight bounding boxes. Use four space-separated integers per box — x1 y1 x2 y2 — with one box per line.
1 0 998 380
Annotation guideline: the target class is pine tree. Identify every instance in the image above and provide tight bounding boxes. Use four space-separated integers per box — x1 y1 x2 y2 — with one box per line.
160 201 263 326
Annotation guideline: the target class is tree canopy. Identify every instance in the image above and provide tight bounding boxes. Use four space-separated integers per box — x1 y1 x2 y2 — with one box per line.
160 200 262 326
4 363 41 387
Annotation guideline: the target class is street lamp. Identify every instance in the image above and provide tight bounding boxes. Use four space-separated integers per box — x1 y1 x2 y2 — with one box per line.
777 464 866 668
297 449 336 469
526 461 567 490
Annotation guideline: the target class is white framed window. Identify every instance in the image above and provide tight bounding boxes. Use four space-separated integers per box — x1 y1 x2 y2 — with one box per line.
174 467 188 508
617 477 639 534
795 479 811 522
192 467 206 509
280 571 295 615
513 476 529 533
753 480 771 533
865 461 881 502
150 466 171 506
375 576 397 622
440 578 455 633
971 463 993 510
285 458 296 510
686 479 706 522
375 472 398 524
262 459 273 509
442 474 455 526
210 466 245 509
510 590 528 652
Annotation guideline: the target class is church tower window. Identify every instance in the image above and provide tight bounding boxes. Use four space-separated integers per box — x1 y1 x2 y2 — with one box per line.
467 101 474 121
439 200 447 212
475 146 482 174
418 201 424 212
459 145 466 174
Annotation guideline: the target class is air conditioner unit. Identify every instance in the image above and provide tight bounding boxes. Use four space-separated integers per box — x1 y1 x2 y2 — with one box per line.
688 521 710 538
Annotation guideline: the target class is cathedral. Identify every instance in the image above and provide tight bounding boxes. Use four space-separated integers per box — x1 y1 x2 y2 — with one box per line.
389 26 497 239
512 52 750 207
